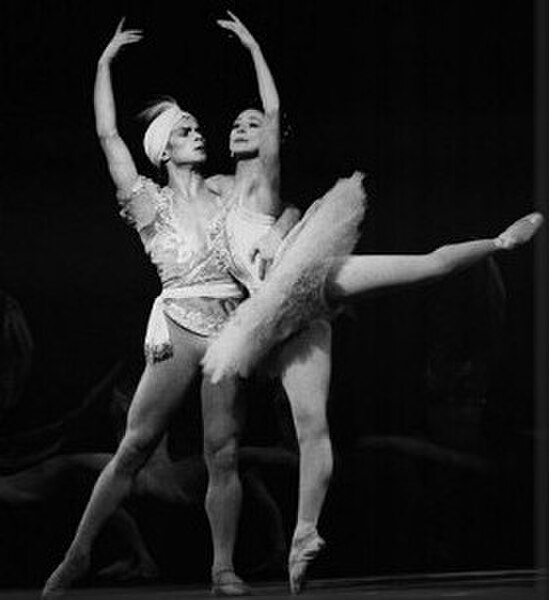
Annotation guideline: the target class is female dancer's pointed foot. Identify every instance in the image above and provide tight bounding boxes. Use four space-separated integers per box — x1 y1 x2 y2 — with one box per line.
211 568 251 596
495 212 544 250
288 529 326 594
41 552 90 599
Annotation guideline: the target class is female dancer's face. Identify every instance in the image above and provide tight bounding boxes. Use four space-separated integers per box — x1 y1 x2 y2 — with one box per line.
165 115 206 165
230 109 265 158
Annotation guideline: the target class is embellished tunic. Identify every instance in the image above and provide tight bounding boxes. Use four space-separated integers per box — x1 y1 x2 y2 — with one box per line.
118 176 244 362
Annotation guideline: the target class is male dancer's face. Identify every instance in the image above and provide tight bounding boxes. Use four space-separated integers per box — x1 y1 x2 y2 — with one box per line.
165 115 206 166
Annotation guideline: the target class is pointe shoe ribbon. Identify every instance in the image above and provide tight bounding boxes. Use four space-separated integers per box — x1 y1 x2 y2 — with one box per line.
288 530 326 595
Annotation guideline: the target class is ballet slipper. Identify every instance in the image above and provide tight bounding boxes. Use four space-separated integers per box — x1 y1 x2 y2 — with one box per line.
41 551 90 599
288 529 325 594
211 567 251 596
495 211 544 250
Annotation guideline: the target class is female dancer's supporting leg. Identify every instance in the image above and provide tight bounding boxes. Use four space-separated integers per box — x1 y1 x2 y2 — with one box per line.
277 320 333 594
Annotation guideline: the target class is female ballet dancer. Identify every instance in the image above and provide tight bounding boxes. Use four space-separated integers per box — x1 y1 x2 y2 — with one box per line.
40 18 300 598
201 10 545 595
205 12 346 594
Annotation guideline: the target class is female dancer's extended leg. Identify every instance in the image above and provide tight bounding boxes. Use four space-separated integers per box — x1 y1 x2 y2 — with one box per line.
328 212 544 301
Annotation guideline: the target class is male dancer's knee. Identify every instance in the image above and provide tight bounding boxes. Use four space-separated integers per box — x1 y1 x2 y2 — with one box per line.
112 429 159 478
204 434 239 480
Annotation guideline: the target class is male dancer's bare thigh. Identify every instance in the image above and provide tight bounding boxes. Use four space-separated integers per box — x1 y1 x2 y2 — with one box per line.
126 318 210 437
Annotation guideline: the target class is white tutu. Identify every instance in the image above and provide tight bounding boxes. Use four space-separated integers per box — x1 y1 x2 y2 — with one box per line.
202 172 368 382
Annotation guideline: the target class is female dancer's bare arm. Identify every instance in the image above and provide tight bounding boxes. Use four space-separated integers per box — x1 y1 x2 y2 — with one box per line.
218 12 298 278
217 11 281 208
94 18 143 195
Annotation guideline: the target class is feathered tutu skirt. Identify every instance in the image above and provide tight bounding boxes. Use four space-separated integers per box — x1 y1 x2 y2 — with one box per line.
202 172 367 382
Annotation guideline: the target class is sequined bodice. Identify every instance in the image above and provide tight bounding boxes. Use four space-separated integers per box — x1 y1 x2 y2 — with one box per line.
122 177 234 290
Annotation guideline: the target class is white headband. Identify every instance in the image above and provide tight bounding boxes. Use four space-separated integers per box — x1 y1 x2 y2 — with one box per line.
143 105 192 167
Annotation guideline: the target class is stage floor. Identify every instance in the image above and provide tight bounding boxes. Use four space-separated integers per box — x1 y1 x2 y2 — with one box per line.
0 570 544 600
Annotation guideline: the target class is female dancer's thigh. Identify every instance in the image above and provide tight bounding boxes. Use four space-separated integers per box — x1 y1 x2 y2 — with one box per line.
277 320 332 421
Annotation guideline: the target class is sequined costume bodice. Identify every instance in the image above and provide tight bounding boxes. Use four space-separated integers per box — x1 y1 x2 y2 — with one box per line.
118 176 243 340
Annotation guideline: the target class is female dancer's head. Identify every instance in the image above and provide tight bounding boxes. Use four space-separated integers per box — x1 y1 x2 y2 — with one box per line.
229 108 265 160
142 98 206 172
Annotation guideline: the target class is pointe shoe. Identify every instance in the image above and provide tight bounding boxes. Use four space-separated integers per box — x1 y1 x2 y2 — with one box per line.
41 552 90 599
211 568 251 597
495 212 545 250
288 529 326 595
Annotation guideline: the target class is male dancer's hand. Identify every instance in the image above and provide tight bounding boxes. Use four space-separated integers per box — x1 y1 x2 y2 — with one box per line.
249 230 283 280
99 17 143 64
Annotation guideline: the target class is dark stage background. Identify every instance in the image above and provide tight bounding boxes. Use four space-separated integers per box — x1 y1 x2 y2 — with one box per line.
0 0 542 591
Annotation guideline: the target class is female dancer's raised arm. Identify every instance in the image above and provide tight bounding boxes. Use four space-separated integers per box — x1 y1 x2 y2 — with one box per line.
215 12 300 282
218 11 281 207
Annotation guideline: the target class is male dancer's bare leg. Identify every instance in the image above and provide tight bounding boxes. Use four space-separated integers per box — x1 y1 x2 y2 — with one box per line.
201 374 249 596
42 322 207 598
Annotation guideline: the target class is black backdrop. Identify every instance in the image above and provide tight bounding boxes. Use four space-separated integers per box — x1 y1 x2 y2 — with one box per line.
0 0 541 589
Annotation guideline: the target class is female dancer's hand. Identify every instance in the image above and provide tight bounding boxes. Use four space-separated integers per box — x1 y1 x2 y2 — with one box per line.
99 17 143 64
217 11 258 51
